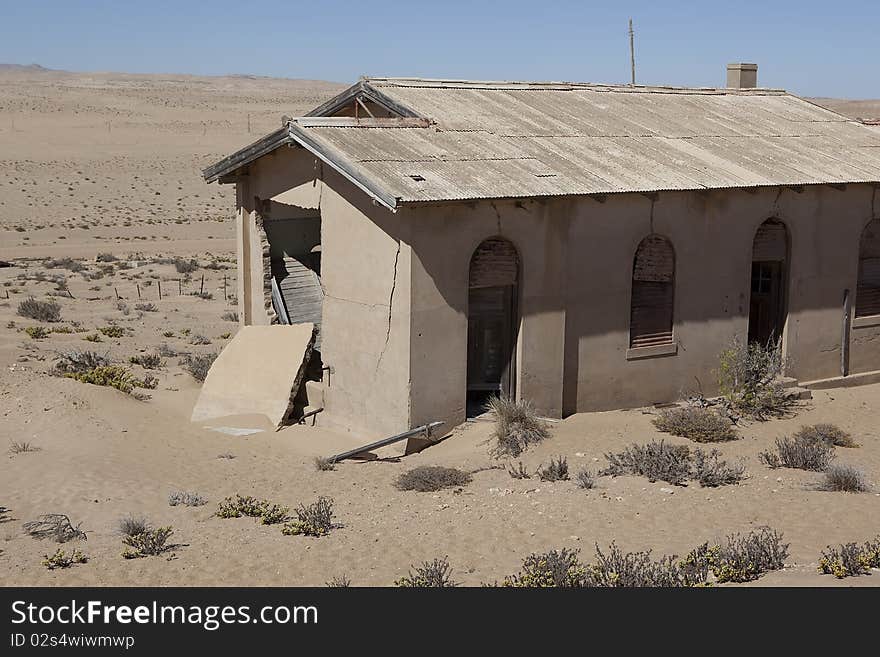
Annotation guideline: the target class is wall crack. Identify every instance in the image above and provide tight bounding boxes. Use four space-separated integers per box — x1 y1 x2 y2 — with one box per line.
376 241 401 372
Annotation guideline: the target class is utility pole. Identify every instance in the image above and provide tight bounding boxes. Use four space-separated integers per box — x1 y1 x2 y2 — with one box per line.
629 18 636 85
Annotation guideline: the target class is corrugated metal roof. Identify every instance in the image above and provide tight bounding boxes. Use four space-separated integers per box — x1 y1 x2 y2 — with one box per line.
205 78 880 206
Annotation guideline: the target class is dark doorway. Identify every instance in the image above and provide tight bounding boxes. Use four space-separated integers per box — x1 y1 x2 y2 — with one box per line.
467 237 519 416
748 220 789 345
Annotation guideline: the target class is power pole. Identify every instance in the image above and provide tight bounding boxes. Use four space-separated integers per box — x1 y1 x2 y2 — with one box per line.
629 18 636 85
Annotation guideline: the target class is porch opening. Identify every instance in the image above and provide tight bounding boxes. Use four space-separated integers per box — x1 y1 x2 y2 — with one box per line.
748 219 789 346
466 237 520 417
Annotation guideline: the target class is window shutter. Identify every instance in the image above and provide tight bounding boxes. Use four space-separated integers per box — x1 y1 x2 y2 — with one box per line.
856 220 880 318
630 236 675 348
752 221 787 262
469 237 519 289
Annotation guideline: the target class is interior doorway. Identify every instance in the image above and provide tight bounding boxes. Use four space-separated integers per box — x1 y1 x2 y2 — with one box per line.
748 220 789 346
467 237 519 417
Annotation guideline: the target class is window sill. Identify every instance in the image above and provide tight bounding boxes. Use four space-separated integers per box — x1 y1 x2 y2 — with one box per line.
853 315 880 329
626 342 678 360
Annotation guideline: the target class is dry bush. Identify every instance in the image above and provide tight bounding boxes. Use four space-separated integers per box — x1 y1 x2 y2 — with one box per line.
9 441 40 454
820 465 869 493
537 456 569 482
282 497 334 537
502 549 589 587
122 526 174 559
42 548 88 570
589 542 709 588
189 333 212 345
708 527 789 583
485 396 550 458
653 406 737 443
130 353 162 369
313 456 335 471
25 326 50 339
759 434 834 471
52 349 109 374
18 297 61 322
181 352 217 381
718 337 795 420
116 301 130 315
326 575 351 587
96 253 118 262
23 514 87 543
135 303 158 312
691 449 746 487
174 258 199 274
395 556 456 587
575 468 595 489
168 491 207 507
394 466 472 492
818 537 880 578
98 325 125 338
46 257 85 273
600 440 692 485
221 311 239 322
138 373 158 390
795 424 857 448
507 461 531 480
117 516 149 537
156 343 178 357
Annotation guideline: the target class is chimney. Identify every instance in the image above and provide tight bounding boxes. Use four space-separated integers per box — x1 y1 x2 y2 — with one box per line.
726 63 758 88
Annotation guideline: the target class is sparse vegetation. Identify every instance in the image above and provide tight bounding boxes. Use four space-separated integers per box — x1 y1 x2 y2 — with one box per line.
135 302 158 312
9 441 40 454
222 311 239 322
18 297 62 322
96 253 118 262
820 465 869 492
130 353 162 369
394 466 472 492
259 503 290 525
215 495 270 519
486 396 550 458
600 440 692 485
691 449 747 487
42 548 88 570
63 365 137 394
25 326 50 339
795 424 857 448
189 333 211 345
52 349 109 374
83 333 102 342
507 461 531 479
282 497 335 537
326 575 351 587
588 542 710 588
23 514 87 543
118 515 149 537
173 257 199 274
818 537 880 578
502 549 588 587
395 556 456 587
314 456 335 471
168 491 207 507
759 434 835 471
98 325 125 338
575 468 595 489
122 526 175 559
653 406 737 443
707 527 789 583
537 456 569 481
718 337 795 420
181 352 217 381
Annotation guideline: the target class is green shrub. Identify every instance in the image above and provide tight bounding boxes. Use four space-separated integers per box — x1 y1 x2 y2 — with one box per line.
395 556 457 587
818 537 880 578
18 297 61 322
63 366 137 394
282 497 334 537
83 333 102 342
718 337 794 419
259 503 290 525
215 494 269 519
42 548 88 570
25 326 50 339
486 396 550 458
502 549 589 587
653 406 737 443
588 542 710 588
98 325 125 338
122 526 174 559
394 466 472 492
707 527 789 583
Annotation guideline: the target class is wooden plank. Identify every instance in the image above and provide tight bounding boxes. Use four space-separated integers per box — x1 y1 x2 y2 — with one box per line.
753 221 788 261
469 238 519 288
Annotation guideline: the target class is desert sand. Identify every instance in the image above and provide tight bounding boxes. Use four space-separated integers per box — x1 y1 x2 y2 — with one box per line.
1 66 878 587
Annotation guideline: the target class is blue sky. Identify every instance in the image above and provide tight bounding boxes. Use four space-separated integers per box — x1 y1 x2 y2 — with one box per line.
2 1 878 97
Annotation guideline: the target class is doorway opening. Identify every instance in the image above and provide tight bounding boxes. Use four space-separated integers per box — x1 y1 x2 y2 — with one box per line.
748 219 789 346
466 237 520 417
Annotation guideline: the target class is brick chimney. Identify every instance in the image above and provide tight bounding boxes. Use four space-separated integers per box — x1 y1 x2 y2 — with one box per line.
726 63 758 89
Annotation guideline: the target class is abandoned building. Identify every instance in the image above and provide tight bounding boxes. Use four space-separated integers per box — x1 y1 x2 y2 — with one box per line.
203 65 880 439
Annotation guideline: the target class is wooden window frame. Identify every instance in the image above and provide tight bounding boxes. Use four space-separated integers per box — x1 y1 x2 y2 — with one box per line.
628 234 676 351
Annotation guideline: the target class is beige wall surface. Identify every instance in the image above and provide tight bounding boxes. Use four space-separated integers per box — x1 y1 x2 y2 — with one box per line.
232 144 880 437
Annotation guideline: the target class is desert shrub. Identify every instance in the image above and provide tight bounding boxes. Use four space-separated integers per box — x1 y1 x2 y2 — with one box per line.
507 461 531 480
51 325 73 334
326 575 351 587
718 337 794 419
588 542 709 588
259 503 290 525
820 465 869 492
138 373 158 390
314 456 335 471
63 365 137 394
502 549 589 588
0 506 10 522
395 556 457 587
130 353 162 369
157 343 178 357
600 440 692 485
191 291 213 300
817 537 879 579
537 456 569 482
222 311 239 322
98 325 125 338
23 514 87 543
486 396 550 458
118 516 150 537
135 303 158 312
215 495 268 519
122 526 174 559
189 333 211 345
25 326 50 339
759 434 834 471
162 331 175 338
282 497 334 537
18 297 61 322
692 449 746 488
707 527 789 583
96 252 118 262
42 548 88 570
174 258 199 274
575 468 595 489
217 453 235 460
116 301 130 315
9 441 39 454
46 257 85 273
795 424 857 448
653 406 737 443
52 349 110 374
83 333 102 342
168 491 207 507
394 465 472 492
181 352 217 381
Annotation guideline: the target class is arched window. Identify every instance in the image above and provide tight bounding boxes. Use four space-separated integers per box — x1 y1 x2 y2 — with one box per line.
630 235 675 348
856 219 880 318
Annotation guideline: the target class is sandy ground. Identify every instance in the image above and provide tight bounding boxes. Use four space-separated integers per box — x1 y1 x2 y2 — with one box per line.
1 67 879 587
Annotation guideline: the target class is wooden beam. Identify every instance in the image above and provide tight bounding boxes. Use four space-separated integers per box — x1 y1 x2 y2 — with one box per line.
293 117 432 128
828 183 846 191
